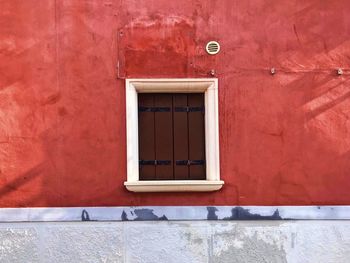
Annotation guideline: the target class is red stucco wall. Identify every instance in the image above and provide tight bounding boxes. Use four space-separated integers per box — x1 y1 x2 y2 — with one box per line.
1 0 350 207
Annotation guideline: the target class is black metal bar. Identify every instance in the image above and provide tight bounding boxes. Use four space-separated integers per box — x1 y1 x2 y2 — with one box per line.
175 160 205 166
174 107 204 112
138 107 170 112
139 160 171 165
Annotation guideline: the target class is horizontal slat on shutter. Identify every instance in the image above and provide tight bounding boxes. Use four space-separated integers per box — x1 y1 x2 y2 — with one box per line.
175 160 205 165
174 106 204 112
139 107 171 112
139 160 171 165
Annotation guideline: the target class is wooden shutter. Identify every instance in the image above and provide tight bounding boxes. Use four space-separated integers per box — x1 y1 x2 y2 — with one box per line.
138 93 205 180
187 93 206 179
138 94 156 180
173 94 189 180
154 94 173 180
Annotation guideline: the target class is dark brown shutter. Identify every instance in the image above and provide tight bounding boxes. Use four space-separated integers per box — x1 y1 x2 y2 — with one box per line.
138 93 205 181
188 94 206 180
173 94 189 179
154 94 173 180
138 94 156 180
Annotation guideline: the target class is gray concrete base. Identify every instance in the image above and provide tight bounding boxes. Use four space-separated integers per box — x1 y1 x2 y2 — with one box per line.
0 221 349 263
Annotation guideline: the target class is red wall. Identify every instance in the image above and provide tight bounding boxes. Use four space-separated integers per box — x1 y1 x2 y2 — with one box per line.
1 0 350 207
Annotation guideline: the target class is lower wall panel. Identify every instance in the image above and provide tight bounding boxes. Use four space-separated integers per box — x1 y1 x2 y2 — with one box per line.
0 221 349 263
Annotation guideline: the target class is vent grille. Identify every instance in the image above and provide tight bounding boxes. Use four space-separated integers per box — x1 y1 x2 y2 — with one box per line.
206 41 220 55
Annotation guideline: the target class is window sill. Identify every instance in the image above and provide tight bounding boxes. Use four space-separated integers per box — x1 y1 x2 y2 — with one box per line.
124 180 224 192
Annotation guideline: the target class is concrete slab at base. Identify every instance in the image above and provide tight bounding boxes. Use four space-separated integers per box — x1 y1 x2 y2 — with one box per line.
0 221 349 263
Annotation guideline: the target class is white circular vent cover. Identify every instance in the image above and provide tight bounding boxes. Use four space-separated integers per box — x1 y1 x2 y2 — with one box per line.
206 41 220 55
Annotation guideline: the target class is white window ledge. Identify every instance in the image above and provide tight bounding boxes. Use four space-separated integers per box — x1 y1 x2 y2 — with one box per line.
124 180 224 192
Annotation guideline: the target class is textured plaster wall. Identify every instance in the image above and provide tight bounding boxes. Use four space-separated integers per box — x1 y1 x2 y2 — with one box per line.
0 221 349 263
1 0 350 207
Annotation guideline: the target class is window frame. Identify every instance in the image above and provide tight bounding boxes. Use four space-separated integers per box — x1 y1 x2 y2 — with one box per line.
125 78 223 192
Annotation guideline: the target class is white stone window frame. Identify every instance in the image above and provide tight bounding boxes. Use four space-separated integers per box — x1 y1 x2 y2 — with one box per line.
125 78 224 192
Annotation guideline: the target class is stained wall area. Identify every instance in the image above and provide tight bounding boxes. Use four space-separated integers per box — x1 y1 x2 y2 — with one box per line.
0 0 350 207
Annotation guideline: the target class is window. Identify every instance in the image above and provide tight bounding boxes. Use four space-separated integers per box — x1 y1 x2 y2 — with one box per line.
138 93 206 180
125 79 223 192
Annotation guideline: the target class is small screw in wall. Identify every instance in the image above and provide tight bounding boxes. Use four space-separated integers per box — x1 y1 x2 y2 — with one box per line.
337 68 343 75
210 69 215 76
270 68 276 75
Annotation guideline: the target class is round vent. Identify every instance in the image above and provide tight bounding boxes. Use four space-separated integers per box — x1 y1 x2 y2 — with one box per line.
206 41 220 55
